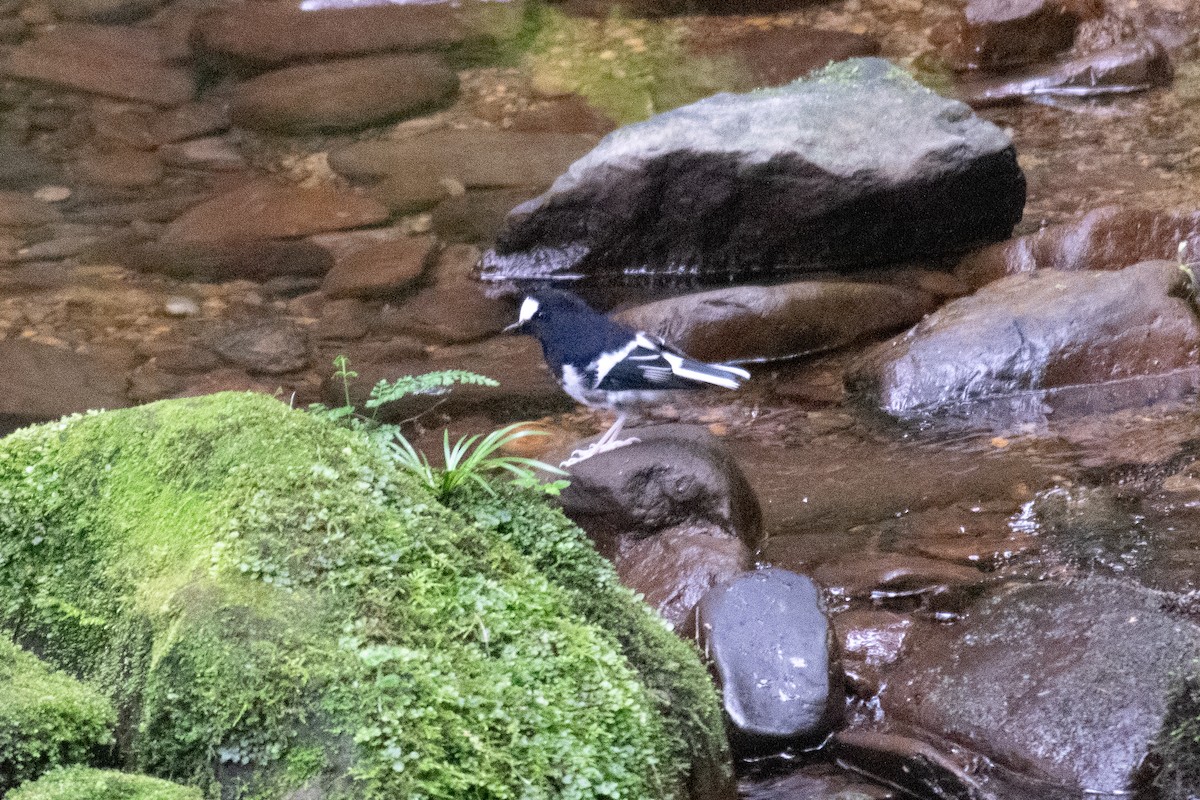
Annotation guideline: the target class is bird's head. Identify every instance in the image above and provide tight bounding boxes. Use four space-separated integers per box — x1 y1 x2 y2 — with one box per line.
503 289 595 337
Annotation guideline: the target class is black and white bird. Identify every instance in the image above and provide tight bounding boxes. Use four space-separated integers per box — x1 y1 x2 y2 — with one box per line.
505 289 750 466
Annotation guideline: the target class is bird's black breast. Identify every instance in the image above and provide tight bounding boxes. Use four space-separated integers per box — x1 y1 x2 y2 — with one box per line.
535 310 635 381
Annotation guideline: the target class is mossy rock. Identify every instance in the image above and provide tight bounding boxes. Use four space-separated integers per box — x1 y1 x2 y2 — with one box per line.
0 638 116 792
0 392 729 799
8 767 201 800
1155 670 1200 800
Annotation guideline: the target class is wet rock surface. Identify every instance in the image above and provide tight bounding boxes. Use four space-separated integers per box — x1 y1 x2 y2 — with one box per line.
695 569 842 752
950 0 1090 70
958 37 1173 107
615 280 937 363
553 423 763 548
848 259 1200 420
881 577 1200 795
480 58 1025 286
956 205 1200 288
197 3 468 65
228 53 460 135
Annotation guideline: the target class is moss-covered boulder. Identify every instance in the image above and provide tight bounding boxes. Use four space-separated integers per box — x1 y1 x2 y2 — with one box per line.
0 638 115 792
0 392 729 799
8 768 201 800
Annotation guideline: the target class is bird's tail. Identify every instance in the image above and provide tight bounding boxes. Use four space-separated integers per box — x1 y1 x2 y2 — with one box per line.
670 358 750 390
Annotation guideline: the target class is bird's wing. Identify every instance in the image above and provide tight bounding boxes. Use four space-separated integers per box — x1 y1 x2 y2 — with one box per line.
593 333 749 391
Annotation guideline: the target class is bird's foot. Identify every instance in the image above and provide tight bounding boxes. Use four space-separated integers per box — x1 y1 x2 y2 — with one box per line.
559 437 640 468
595 436 640 455
560 443 600 468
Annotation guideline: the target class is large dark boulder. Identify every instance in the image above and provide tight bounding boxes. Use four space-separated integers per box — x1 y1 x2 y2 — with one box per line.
480 58 1024 288
880 577 1200 797
847 259 1200 420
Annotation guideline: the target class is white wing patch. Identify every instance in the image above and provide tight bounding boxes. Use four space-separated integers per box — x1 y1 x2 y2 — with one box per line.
591 339 640 386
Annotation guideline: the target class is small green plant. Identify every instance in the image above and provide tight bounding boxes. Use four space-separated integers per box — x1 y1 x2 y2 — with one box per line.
310 357 567 500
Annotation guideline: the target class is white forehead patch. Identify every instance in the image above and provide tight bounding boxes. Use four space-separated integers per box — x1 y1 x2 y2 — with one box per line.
518 297 540 324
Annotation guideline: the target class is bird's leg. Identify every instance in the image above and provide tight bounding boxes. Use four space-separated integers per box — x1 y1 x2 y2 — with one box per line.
560 412 640 468
593 412 640 454
560 413 640 467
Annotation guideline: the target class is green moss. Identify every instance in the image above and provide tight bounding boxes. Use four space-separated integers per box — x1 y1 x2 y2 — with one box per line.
8 767 201 800
449 487 734 796
1155 670 1200 800
0 393 723 799
0 638 116 792
523 6 747 124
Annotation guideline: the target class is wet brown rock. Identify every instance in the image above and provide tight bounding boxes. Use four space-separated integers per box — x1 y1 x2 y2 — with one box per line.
175 368 286 398
510 95 618 135
552 424 763 549
615 281 938 364
99 238 333 281
331 130 599 190
951 0 1097 70
89 103 155 150
695 568 842 753
72 147 163 188
813 553 988 603
210 320 311 375
689 26 880 88
0 142 63 191
851 724 1108 799
198 3 467 65
135 339 222 374
848 260 1200 420
881 578 1200 795
431 188 540 245
162 179 389 243
1 25 194 107
957 206 1200 289
0 17 26 43
375 244 515 343
0 190 61 227
616 528 749 631
371 169 451 215
321 235 436 300
49 0 161 23
149 99 230 145
0 341 130 421
314 298 373 341
307 227 410 261
127 361 185 402
66 192 208 224
228 54 458 134
958 38 1173 107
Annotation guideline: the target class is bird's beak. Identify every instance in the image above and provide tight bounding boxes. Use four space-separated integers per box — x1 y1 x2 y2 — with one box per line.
503 320 525 334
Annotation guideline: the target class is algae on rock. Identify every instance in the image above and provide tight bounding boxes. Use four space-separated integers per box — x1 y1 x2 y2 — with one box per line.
0 638 116 793
0 392 729 799
8 767 201 800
